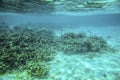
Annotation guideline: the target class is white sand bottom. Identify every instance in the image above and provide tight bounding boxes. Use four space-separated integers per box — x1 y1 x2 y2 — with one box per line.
48 26 120 80
48 51 120 80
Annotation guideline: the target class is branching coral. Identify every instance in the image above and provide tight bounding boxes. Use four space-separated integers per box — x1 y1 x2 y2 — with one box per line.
58 32 113 54
26 61 50 78
0 23 56 76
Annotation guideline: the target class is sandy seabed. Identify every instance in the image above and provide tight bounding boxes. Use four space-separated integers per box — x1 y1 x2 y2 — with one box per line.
48 26 120 80
0 26 120 80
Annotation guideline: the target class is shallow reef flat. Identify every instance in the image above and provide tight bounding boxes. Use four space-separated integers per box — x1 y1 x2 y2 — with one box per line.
0 23 120 80
0 23 57 80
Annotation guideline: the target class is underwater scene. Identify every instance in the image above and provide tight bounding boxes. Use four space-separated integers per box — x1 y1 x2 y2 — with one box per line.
0 0 120 80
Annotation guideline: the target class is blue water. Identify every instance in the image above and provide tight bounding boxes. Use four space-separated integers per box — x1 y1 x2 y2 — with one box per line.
0 10 120 80
0 13 120 26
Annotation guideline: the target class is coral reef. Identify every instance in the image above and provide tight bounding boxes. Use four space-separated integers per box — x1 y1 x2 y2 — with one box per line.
0 23 116 79
58 32 113 54
0 23 56 76
0 22 10 33
26 61 50 78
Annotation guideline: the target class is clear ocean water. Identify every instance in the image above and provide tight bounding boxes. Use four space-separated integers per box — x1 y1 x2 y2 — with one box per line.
0 1 120 80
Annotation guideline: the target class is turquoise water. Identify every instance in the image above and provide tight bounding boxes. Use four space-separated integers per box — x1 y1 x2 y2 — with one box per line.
0 2 120 80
